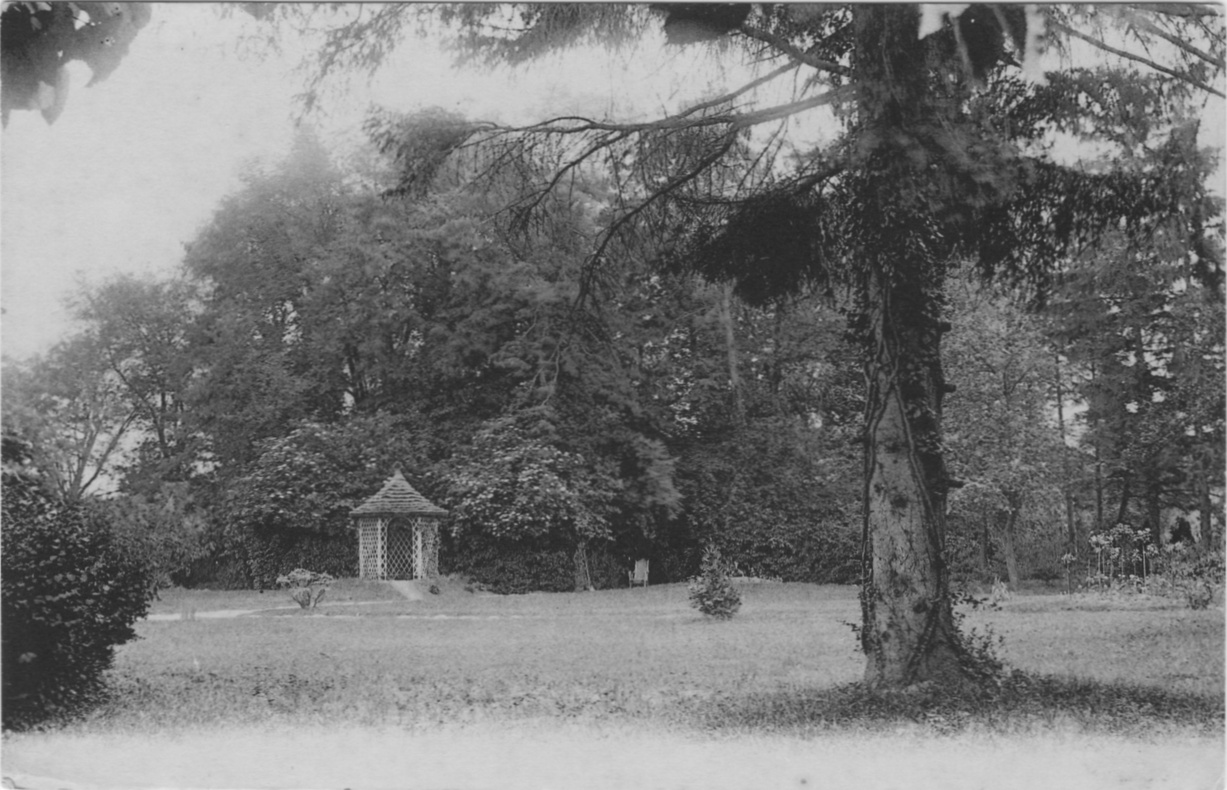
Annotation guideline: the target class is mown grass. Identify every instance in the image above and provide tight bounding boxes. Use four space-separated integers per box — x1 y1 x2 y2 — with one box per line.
74 581 1224 738
147 577 406 616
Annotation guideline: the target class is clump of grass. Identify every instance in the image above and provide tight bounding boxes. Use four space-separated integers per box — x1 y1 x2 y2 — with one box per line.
684 671 1225 737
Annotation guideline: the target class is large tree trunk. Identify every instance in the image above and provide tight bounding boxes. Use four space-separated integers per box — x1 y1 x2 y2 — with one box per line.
853 5 973 690
859 265 966 688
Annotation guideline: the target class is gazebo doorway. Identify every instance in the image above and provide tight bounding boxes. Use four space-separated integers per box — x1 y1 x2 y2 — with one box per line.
351 470 447 581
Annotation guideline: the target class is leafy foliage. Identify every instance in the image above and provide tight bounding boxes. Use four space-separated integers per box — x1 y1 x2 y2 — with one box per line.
69 274 201 492
1 434 154 730
220 413 436 538
1 335 139 501
100 482 210 591
0 1 151 126
944 273 1067 586
448 414 615 545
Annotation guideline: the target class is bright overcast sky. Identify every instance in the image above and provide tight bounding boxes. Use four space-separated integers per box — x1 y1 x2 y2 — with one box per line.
1 6 1222 362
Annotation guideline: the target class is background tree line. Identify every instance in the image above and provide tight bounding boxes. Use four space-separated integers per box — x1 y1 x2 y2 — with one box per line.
5 116 1220 595
3 127 866 592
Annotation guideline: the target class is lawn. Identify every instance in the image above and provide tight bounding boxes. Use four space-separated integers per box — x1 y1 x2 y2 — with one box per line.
3 581 1223 790
73 580 1227 731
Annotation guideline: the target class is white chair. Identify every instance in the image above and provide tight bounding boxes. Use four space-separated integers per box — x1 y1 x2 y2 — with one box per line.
629 559 649 588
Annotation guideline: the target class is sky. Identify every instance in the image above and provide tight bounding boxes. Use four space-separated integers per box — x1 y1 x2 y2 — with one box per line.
1 5 1223 362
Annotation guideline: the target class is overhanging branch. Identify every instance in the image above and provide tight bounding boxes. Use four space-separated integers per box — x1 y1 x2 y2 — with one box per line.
1053 20 1226 98
579 131 739 302
1126 12 1225 69
736 23 851 77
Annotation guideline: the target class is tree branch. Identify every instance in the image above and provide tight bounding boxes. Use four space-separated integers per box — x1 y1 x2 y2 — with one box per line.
1125 10 1225 69
736 23 851 76
579 131 739 302
1052 20 1226 98
673 61 803 122
1129 4 1223 20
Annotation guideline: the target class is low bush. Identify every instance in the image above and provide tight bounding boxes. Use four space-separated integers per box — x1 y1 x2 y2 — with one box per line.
1 439 155 730
276 568 334 609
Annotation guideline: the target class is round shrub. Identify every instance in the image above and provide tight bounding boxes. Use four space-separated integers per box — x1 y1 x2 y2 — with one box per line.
688 545 742 619
2 449 154 729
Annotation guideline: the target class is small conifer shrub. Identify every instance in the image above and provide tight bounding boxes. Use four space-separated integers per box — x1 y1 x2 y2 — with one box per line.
688 545 742 619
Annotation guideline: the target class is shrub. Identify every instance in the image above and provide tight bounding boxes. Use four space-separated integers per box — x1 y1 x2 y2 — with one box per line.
688 545 742 619
276 568 334 609
1 441 155 730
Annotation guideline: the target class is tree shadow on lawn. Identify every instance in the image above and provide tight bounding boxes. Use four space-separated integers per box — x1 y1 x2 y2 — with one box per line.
681 672 1225 738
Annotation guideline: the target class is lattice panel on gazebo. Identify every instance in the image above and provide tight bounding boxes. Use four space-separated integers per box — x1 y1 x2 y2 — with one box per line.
384 522 421 580
357 518 385 579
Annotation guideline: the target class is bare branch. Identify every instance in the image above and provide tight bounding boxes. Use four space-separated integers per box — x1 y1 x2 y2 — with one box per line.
736 23 851 76
730 87 854 129
1053 20 1226 98
1129 4 1223 19
506 128 636 222
1125 9 1225 68
672 61 803 121
493 85 852 144
580 131 739 301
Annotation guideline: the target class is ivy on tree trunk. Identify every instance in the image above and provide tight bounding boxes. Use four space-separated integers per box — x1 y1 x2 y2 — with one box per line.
853 6 972 688
857 260 967 688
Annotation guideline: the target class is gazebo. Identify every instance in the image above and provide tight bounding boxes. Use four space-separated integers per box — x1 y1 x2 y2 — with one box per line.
350 470 447 580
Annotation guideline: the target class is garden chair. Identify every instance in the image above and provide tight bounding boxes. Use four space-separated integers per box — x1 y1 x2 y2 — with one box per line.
629 559 649 588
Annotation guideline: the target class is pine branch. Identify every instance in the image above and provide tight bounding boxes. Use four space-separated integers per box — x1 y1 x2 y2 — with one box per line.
1052 20 1226 98
1135 19 1223 68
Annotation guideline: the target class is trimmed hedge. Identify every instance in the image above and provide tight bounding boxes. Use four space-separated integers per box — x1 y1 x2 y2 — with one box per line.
237 529 358 590
2 454 154 730
442 536 635 594
443 543 575 594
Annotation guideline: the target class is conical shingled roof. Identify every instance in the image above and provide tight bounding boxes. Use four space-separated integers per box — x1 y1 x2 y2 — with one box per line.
351 470 447 518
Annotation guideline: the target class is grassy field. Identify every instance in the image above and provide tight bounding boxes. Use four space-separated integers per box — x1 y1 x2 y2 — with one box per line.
3 580 1223 789
70 580 1227 731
